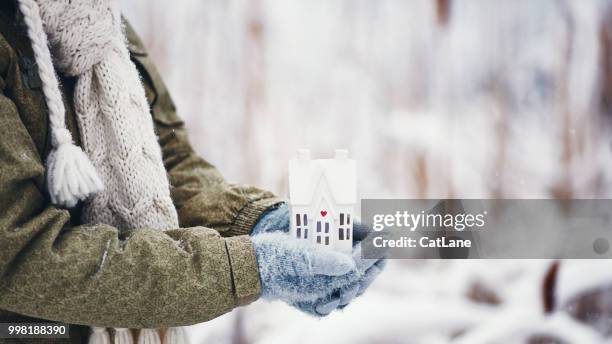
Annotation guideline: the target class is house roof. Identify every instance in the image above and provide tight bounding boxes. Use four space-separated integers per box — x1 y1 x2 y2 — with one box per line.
288 150 357 205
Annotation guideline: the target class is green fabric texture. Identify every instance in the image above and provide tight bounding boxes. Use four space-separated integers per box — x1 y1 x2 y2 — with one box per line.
0 1 280 334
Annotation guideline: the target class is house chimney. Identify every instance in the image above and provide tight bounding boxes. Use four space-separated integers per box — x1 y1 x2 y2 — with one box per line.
335 149 349 160
297 149 311 160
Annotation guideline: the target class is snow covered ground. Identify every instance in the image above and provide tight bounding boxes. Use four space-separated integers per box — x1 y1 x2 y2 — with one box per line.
121 0 612 342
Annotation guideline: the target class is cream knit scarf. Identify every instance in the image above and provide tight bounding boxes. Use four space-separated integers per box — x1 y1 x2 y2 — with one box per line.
17 0 187 343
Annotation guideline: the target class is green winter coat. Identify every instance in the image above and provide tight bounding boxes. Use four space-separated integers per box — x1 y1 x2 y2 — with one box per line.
0 2 279 341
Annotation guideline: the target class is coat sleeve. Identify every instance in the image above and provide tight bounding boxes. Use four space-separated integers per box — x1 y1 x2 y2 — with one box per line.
0 92 261 328
123 21 283 237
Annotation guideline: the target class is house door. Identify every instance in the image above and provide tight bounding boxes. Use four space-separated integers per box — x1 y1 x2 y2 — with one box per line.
316 219 331 246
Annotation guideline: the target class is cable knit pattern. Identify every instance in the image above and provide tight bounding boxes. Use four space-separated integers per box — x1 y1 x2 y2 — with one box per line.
37 0 179 230
37 0 118 76
18 0 184 342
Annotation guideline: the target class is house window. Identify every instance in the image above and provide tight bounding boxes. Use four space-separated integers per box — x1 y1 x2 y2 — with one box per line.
316 221 330 245
338 213 352 241
340 213 352 241
296 213 308 239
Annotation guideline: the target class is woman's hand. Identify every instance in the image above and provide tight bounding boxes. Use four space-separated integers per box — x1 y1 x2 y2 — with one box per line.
252 232 361 304
251 205 387 316
290 243 386 316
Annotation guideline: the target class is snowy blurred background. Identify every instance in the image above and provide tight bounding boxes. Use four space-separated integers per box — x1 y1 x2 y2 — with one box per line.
122 0 612 343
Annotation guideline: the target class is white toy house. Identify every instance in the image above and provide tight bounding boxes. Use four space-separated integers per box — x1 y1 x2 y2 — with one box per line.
288 149 356 254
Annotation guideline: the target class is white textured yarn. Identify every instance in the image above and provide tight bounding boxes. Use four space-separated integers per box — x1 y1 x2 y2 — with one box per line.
17 0 103 208
164 327 188 344
89 327 111 344
137 329 161 344
35 0 179 230
114 328 134 344
17 0 186 343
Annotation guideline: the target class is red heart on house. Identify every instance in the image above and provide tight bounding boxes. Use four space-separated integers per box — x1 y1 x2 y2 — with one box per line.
320 210 327 217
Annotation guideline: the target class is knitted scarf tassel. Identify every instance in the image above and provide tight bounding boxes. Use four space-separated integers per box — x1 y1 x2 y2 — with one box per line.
18 0 102 208
17 0 187 343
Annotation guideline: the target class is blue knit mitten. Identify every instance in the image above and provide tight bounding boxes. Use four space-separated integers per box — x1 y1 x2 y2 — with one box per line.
251 204 387 315
251 203 290 235
291 243 387 316
252 232 363 304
